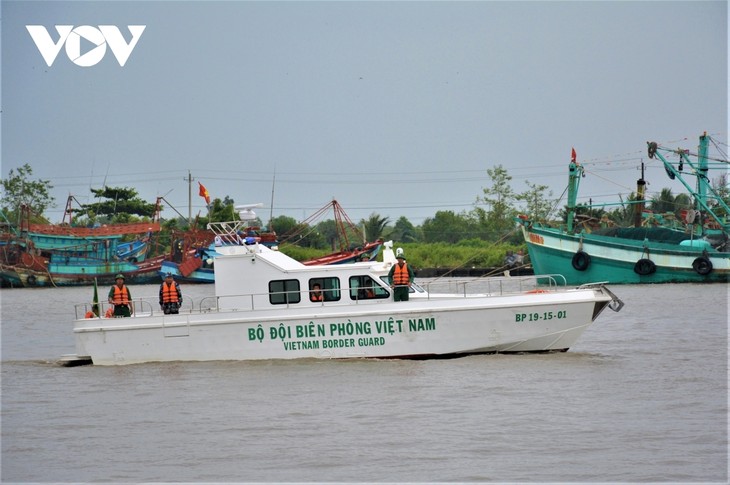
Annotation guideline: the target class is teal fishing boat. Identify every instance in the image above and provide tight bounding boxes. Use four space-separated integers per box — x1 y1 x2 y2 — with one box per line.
0 198 163 287
517 132 729 284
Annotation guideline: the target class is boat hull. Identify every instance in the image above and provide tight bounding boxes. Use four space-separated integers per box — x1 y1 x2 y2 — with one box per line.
0 223 159 287
1 255 166 287
521 225 730 284
73 289 614 365
301 241 383 266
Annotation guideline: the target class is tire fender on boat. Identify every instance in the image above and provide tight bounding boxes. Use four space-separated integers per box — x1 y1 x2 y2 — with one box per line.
26 274 37 286
571 251 591 271
634 258 656 276
692 256 713 275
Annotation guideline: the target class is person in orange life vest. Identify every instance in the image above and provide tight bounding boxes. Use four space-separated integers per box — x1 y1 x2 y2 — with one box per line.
356 276 375 300
310 283 323 302
108 274 132 317
159 272 183 314
388 251 414 301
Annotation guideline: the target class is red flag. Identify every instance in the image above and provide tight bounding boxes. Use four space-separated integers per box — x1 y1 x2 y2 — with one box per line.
198 181 210 204
571 147 577 163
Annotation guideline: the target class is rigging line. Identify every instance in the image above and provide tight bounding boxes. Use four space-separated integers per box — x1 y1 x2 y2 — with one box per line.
194 176 493 185
545 184 569 221
710 138 728 161
580 153 644 165
667 149 730 164
577 133 728 166
660 132 725 146
583 169 636 193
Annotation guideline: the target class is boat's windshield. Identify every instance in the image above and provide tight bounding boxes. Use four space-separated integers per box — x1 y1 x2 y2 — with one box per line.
379 276 425 294
411 282 426 293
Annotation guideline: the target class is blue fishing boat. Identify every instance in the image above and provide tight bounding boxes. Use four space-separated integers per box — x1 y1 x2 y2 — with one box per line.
517 132 729 284
0 199 163 287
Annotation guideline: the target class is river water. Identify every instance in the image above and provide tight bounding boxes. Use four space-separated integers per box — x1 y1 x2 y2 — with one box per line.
1 281 727 483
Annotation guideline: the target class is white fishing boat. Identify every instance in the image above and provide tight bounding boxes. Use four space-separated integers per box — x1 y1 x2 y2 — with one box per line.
64 217 624 366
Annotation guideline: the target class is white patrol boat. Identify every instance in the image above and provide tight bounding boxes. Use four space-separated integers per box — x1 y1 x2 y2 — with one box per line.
65 219 624 366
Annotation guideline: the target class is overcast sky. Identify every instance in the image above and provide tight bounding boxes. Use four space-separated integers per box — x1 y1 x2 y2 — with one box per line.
2 1 728 227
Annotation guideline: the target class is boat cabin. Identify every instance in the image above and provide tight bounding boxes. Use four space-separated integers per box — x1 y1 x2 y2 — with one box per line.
212 241 418 311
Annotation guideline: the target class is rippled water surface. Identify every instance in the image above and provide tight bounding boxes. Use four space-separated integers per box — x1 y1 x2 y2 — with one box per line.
1 282 727 482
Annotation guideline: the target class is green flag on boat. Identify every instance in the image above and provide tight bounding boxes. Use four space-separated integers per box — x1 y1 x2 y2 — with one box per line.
92 277 100 317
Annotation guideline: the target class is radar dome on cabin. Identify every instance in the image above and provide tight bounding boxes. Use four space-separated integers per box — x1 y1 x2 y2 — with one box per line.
234 203 264 221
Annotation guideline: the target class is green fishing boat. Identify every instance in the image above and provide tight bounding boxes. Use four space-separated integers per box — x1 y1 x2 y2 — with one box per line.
517 132 729 284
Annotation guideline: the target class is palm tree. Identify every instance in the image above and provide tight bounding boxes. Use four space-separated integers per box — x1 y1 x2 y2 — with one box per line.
361 213 390 241
649 188 677 214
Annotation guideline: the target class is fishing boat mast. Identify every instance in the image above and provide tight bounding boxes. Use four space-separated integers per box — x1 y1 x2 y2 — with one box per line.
697 131 710 212
566 160 584 233
633 163 646 228
648 132 730 234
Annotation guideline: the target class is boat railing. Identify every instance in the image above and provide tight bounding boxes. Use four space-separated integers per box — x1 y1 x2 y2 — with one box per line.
418 273 568 296
207 221 250 246
74 296 197 320
74 274 574 319
200 296 224 312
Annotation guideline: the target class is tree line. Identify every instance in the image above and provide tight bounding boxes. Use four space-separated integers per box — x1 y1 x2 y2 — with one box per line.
3 163 728 266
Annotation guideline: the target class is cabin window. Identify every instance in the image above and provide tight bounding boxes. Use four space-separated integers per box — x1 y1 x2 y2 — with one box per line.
269 279 301 305
349 275 388 301
308 277 341 302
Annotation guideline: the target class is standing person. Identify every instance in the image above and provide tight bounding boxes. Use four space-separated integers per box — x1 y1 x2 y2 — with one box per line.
108 274 132 317
388 251 414 301
159 272 183 314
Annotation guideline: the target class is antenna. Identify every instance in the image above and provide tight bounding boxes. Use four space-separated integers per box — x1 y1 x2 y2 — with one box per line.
268 169 276 230
184 171 195 225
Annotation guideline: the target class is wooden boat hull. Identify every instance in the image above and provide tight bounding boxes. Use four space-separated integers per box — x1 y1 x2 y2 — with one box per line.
1 255 166 287
301 241 383 266
520 224 730 285
519 133 730 285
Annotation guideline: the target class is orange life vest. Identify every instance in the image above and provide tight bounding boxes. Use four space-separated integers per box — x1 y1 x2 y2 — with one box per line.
161 281 180 303
112 285 130 304
392 263 410 286
311 292 323 302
